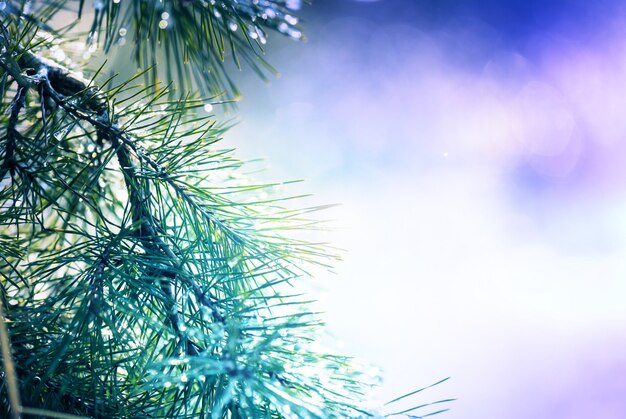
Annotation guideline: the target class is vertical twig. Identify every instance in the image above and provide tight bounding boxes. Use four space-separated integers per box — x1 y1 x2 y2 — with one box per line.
0 87 26 182
0 297 21 419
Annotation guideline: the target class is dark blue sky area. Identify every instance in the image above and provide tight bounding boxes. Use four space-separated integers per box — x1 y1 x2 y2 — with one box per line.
308 0 622 45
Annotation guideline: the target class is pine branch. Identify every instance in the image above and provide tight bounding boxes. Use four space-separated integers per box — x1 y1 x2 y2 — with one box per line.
20 50 230 321
0 41 373 415
0 4 422 417
3 0 308 99
15 48 227 355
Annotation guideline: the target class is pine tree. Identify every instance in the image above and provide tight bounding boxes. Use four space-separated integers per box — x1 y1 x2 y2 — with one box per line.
0 1 377 417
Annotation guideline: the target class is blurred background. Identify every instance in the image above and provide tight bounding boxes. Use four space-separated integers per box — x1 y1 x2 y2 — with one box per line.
221 0 626 417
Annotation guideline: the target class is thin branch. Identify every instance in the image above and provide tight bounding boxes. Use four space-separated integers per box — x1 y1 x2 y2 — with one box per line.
109 129 207 352
0 86 25 182
0 297 21 419
20 407 88 419
18 50 107 114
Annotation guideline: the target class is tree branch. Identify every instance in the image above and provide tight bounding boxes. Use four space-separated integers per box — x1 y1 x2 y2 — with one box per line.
0 86 25 182
3 50 228 343
0 297 21 419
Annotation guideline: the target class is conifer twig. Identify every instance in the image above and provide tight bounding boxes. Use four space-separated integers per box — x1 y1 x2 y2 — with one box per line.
0 86 25 182
0 297 21 419
11 50 231 342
